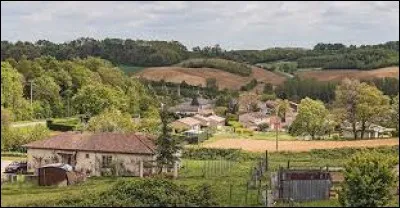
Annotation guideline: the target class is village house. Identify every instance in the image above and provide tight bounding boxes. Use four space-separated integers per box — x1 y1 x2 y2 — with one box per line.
168 97 215 117
239 112 270 130
341 122 396 139
22 132 169 177
207 115 226 128
170 117 202 133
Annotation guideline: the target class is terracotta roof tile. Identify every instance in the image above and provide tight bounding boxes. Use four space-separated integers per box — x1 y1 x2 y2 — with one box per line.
22 132 156 154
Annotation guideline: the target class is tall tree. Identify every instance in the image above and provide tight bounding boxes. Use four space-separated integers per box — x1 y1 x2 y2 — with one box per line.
289 97 329 139
334 79 361 139
155 107 181 174
356 83 390 139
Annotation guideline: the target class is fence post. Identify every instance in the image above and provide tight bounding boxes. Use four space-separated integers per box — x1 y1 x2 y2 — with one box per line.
229 182 233 205
265 150 268 172
220 157 222 176
245 181 249 205
287 159 290 169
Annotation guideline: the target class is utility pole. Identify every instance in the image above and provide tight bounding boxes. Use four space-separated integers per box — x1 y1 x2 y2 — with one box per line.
275 109 279 151
29 80 33 107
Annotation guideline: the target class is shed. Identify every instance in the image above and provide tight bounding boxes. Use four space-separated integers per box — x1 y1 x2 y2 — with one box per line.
38 163 75 186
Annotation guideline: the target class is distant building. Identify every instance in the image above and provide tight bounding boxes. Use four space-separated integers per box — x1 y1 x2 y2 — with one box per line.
341 121 396 139
168 97 215 117
239 112 269 130
170 117 202 133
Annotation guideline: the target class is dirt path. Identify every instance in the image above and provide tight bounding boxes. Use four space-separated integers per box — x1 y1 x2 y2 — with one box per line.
202 138 399 152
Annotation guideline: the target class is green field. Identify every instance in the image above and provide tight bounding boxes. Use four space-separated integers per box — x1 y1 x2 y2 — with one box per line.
118 65 146 75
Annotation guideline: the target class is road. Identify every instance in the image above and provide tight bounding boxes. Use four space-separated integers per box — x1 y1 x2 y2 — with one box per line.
202 138 399 152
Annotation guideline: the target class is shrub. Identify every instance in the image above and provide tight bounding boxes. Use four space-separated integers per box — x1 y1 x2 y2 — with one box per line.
339 151 397 207
177 58 252 76
2 125 50 152
57 179 218 207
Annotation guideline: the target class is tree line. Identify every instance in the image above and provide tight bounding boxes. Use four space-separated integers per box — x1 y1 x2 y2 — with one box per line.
274 76 399 104
2 38 398 70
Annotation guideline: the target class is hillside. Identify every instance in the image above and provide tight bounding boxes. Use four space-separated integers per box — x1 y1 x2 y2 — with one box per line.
135 66 286 90
296 66 399 82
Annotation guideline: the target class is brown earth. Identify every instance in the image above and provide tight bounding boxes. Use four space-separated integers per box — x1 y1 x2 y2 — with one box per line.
135 66 286 90
202 138 399 152
296 67 399 82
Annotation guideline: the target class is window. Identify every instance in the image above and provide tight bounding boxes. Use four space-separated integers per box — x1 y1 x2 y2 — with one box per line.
102 155 112 168
85 154 89 159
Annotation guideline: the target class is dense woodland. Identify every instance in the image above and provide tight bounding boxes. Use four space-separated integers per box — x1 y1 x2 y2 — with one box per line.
1 57 159 122
1 38 398 70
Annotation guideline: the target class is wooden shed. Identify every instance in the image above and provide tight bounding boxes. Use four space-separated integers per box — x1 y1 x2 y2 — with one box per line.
38 163 75 186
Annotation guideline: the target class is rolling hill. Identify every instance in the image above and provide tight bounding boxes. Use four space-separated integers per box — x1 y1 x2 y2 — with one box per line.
295 66 399 82
135 66 286 90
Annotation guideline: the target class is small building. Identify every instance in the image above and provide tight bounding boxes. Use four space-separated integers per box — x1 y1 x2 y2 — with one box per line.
37 163 84 186
170 117 202 133
168 97 215 117
239 112 269 130
208 115 226 128
23 132 159 177
272 169 332 202
341 122 395 139
192 114 210 127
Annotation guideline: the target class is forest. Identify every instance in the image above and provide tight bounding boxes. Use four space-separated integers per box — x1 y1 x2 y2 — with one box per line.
1 56 159 121
1 38 398 70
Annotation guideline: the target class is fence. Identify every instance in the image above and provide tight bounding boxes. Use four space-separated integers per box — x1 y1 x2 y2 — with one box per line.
180 158 237 178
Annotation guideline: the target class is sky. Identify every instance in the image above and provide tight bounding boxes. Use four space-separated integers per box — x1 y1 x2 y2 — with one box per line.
1 1 399 50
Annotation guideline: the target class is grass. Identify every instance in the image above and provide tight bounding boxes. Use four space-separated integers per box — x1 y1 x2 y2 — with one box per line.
118 65 146 75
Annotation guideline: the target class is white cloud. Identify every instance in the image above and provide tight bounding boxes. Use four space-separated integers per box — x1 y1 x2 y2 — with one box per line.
1 1 398 49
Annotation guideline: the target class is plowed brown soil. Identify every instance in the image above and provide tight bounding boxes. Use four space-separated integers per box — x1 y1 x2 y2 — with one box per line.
135 66 286 90
296 67 399 82
202 138 399 152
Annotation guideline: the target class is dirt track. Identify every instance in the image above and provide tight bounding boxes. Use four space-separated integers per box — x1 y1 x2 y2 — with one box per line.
202 138 399 152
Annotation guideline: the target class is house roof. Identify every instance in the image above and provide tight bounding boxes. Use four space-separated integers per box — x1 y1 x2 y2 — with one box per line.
208 115 225 122
22 132 156 155
172 117 201 127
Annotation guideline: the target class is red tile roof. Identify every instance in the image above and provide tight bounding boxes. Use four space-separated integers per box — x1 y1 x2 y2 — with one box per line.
22 132 156 155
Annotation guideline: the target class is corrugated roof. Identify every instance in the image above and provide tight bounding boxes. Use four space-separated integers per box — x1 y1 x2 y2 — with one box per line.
172 117 201 126
23 132 156 154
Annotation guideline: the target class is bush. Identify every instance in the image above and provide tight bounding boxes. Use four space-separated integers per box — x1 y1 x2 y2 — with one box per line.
2 125 50 152
339 151 397 207
46 119 77 131
57 179 218 207
177 58 252 76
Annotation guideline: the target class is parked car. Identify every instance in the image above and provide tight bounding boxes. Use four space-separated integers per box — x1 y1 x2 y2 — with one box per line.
4 161 27 173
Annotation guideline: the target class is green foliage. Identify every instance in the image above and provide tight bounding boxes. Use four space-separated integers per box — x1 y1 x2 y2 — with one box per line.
182 148 242 160
1 125 50 152
339 151 397 207
260 93 277 102
72 84 128 116
156 108 182 170
177 58 252 76
240 78 258 91
275 76 337 103
56 179 218 207
289 97 329 139
258 123 270 132
87 108 135 133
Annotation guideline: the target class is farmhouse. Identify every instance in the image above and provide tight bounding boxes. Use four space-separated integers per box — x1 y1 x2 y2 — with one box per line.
168 97 215 117
341 122 396 139
170 117 202 133
22 132 159 177
239 112 269 130
207 115 226 128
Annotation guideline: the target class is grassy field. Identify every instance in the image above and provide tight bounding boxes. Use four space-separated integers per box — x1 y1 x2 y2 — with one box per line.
118 65 146 75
